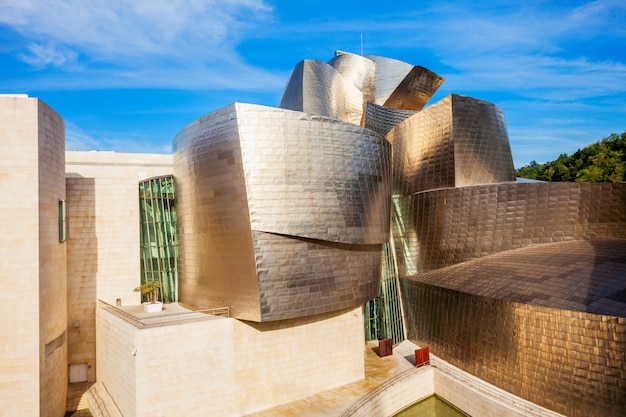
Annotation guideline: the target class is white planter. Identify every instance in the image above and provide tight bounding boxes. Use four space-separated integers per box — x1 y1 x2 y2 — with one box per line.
143 302 163 313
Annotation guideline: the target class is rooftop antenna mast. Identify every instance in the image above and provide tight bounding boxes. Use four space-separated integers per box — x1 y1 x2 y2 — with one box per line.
360 33 363 56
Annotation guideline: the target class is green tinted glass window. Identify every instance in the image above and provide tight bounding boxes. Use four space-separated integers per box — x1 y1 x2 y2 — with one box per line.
139 176 178 303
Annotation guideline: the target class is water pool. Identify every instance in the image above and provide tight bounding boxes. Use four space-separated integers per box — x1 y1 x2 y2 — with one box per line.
394 396 467 417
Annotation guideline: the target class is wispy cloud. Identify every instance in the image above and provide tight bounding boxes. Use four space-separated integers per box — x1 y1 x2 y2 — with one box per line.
18 41 79 68
65 121 171 153
0 0 285 90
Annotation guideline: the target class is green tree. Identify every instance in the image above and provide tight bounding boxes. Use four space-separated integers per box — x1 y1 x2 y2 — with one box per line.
516 131 626 182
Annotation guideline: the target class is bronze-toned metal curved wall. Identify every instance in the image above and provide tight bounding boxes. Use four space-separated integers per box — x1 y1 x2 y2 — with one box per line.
386 94 516 196
401 239 626 417
173 103 391 322
398 180 626 416
397 182 626 274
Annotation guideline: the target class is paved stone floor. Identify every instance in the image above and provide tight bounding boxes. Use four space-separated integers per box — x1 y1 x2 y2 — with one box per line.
65 382 94 417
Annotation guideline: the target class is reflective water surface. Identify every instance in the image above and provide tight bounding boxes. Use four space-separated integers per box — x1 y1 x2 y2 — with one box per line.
394 396 467 417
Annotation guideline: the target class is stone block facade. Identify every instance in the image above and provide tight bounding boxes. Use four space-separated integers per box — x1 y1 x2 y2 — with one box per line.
0 95 67 417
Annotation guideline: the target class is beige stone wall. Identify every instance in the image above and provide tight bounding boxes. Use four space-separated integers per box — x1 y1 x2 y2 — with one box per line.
66 151 173 383
37 100 68 417
97 306 365 417
96 308 138 417
0 95 67 417
0 95 42 416
66 177 98 382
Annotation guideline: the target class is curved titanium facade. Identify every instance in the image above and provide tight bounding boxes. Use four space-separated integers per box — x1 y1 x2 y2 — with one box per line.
328 51 376 102
397 182 626 417
278 59 365 125
401 239 626 417
363 102 416 136
169 49 626 415
279 51 444 127
386 94 516 196
173 103 391 321
397 182 626 274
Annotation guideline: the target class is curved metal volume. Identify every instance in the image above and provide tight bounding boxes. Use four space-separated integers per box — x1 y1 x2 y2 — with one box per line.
174 103 391 321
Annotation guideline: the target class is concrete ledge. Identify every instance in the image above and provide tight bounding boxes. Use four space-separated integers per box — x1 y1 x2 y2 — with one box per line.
338 366 434 417
432 356 565 417
333 342 566 417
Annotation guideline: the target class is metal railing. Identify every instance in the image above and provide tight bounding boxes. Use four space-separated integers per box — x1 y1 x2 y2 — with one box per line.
97 300 230 329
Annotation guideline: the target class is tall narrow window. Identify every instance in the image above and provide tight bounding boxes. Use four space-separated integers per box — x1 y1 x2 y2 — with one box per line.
58 199 66 242
139 176 178 303
364 241 405 345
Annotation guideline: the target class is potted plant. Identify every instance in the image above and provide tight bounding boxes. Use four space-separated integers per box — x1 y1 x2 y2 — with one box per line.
134 280 163 313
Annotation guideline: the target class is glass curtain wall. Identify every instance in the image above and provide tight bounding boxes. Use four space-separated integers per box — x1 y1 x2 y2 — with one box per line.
364 241 405 345
139 176 178 303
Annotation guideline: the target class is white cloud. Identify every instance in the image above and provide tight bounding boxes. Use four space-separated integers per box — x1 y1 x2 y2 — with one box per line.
65 121 171 153
65 121 102 151
0 0 283 90
440 54 626 101
18 41 78 68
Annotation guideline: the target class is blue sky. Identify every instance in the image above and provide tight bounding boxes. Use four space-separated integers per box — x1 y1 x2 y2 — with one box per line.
1 0 624 167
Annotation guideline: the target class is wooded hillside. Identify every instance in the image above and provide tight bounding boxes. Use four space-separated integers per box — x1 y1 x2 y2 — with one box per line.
515 131 626 182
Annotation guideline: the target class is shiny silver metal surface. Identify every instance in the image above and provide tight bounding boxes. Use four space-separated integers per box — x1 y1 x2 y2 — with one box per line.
279 51 444 127
328 51 376 102
363 102 415 135
382 65 445 111
364 55 414 106
171 49 626 416
394 173 626 416
173 103 391 321
278 59 365 125
406 239 626 317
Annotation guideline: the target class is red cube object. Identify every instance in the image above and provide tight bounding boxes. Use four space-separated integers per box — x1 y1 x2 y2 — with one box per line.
379 338 393 357
415 347 430 367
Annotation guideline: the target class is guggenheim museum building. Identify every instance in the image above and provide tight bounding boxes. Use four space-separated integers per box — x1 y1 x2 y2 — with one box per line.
1 51 625 417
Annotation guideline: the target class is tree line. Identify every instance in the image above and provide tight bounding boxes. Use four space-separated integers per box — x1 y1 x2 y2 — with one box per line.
515 131 626 182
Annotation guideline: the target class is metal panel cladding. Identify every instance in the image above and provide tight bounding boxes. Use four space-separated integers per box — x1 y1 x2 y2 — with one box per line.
363 102 416 136
279 52 444 127
328 51 376 102
386 94 515 196
173 103 392 322
400 182 626 274
278 59 365 125
364 55 414 106
401 238 626 417
382 65 445 111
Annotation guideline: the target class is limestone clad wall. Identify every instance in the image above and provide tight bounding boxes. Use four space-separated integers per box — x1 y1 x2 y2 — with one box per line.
0 95 67 417
0 95 42 416
66 177 98 382
37 99 68 417
97 306 365 417
66 151 173 383
95 308 138 417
